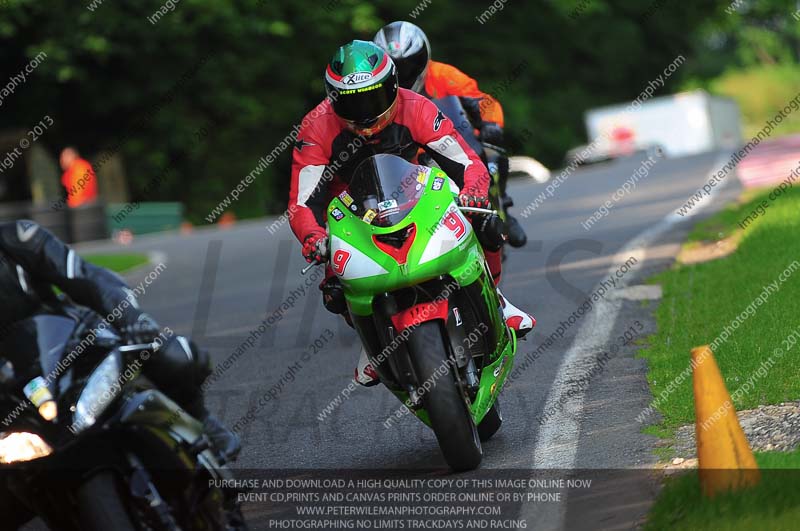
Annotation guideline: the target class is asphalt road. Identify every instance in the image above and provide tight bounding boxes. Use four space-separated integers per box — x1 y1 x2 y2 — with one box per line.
61 150 739 530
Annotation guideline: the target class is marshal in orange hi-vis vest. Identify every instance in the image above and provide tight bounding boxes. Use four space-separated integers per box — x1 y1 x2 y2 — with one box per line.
61 158 98 208
424 60 505 127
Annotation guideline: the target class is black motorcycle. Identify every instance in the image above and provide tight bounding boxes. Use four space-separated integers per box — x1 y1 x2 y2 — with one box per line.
0 308 246 530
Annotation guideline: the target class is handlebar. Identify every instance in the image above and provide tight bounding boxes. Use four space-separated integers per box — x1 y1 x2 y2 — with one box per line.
301 262 320 275
118 341 161 353
459 206 498 216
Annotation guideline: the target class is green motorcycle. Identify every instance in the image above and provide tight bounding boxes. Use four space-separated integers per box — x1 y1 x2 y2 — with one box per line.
311 154 517 471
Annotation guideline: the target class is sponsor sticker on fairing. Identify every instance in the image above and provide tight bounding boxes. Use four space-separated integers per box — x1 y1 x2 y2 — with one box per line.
362 209 377 224
338 191 355 207
331 207 345 221
23 376 54 409
377 198 399 218
432 177 445 191
493 362 504 377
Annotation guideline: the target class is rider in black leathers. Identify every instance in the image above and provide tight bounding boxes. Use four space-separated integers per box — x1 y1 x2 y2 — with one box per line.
0 220 240 465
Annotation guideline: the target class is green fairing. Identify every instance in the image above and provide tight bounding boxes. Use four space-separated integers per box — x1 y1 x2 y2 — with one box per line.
328 166 482 316
326 164 516 427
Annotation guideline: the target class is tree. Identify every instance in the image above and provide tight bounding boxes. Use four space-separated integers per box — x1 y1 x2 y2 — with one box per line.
0 0 725 219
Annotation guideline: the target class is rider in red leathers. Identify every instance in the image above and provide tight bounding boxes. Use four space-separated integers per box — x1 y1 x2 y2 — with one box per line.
288 40 534 385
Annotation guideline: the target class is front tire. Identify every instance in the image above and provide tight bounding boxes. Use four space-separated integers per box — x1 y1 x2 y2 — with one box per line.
77 471 137 531
478 400 503 442
407 321 483 471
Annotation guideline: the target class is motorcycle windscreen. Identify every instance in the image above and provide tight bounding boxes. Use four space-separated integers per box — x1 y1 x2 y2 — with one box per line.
0 315 76 385
348 154 427 227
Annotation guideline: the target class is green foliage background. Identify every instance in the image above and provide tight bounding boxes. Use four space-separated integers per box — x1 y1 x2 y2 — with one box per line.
1 0 798 221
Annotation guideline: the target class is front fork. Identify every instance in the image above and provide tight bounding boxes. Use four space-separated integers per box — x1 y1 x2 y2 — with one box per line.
127 453 182 530
352 266 510 414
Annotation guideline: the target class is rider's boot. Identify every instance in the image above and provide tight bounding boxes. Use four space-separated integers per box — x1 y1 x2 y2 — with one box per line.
355 347 380 387
506 215 527 248
503 195 527 248
147 336 242 464
201 412 242 464
484 249 535 337
497 288 536 338
184 393 241 464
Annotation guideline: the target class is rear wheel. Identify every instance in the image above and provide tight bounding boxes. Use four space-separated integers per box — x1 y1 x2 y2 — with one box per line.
77 471 137 531
478 400 503 442
407 321 482 471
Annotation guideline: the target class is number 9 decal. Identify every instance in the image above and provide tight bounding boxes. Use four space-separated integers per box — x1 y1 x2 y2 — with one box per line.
443 211 467 240
332 249 351 276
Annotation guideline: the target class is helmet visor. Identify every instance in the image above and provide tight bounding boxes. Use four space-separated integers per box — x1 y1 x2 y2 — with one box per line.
341 99 397 136
395 48 429 90
332 78 397 124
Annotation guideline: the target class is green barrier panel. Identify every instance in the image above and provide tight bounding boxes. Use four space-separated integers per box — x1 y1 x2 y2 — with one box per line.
107 202 183 235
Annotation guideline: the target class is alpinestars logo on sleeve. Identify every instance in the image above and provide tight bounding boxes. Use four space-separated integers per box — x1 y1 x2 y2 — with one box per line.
433 110 445 132
294 138 315 151
16 220 39 242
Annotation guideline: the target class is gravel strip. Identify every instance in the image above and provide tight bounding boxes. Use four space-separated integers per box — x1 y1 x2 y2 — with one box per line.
662 401 800 461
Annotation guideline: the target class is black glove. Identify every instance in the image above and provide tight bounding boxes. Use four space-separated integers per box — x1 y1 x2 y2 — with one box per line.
321 276 347 315
480 122 505 147
122 313 162 344
417 152 435 167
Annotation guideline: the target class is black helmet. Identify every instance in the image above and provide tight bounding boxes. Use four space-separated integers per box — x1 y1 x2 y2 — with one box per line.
325 40 399 136
373 21 431 93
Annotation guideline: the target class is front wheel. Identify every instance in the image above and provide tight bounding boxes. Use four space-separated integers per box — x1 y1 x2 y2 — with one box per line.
407 321 483 471
77 471 137 531
478 400 503 442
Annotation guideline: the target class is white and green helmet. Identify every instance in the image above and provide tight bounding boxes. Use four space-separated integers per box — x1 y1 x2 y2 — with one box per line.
325 40 399 133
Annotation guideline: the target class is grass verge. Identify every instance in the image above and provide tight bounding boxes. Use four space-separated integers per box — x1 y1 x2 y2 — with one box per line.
645 450 800 530
84 253 150 273
704 64 800 139
637 186 800 431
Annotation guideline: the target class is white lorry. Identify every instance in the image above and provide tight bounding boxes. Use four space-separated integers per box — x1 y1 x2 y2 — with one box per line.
567 90 742 164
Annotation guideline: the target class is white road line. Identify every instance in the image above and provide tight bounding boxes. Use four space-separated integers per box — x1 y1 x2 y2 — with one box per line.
524 153 731 529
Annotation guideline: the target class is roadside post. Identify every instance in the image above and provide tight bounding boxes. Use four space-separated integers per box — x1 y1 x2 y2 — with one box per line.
692 345 760 497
